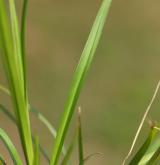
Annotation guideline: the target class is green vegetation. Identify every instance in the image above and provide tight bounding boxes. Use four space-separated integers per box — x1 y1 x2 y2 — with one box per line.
0 0 112 164
0 0 160 164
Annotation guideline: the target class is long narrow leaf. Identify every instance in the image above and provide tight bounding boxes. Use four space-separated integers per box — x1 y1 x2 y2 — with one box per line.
0 104 16 124
0 0 33 164
83 152 103 164
0 84 61 158
33 136 40 165
61 131 77 165
0 84 60 155
146 147 160 165
138 135 160 165
78 107 84 165
30 107 66 156
0 154 6 165
9 0 24 87
0 104 50 163
21 0 28 96
0 128 22 165
0 83 57 163
50 0 112 164
129 128 158 165
0 84 10 95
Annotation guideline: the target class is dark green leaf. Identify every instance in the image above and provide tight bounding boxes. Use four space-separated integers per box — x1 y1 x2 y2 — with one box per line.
129 128 158 165
78 108 84 165
138 134 160 165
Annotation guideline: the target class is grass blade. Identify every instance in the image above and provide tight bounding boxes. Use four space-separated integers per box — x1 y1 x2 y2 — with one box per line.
122 80 160 165
146 147 160 165
30 108 57 137
0 154 6 165
138 135 160 165
38 145 50 164
0 85 58 163
61 133 77 165
0 86 60 154
0 0 34 163
50 0 112 164
0 104 50 163
0 84 10 95
0 128 22 165
9 0 24 88
128 128 158 165
0 104 16 124
0 85 61 159
21 0 28 94
78 107 84 165
83 152 103 164
33 136 40 165
30 107 66 156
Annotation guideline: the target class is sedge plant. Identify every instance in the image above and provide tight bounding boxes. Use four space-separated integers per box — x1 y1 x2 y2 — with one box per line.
0 0 112 164
0 0 160 165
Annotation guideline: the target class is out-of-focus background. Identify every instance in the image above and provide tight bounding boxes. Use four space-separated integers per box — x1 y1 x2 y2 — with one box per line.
1 0 160 164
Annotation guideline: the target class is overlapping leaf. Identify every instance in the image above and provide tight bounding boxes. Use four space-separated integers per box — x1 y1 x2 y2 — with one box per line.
0 128 22 165
0 0 33 163
129 128 158 165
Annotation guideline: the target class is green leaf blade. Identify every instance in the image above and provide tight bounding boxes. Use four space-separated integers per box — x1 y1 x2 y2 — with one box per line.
50 0 112 164
0 128 22 165
0 104 50 163
78 108 84 165
33 136 40 165
0 154 6 165
129 128 158 165
0 0 34 164
30 107 66 156
138 134 160 165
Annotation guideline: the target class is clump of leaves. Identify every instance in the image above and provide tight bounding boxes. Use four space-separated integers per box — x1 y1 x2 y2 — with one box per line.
1 0 160 165
0 0 112 164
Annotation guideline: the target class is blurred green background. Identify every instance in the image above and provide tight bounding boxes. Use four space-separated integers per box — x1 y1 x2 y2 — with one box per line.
1 0 160 164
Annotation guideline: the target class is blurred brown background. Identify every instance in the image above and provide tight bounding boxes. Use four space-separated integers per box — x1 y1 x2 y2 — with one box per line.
1 0 160 164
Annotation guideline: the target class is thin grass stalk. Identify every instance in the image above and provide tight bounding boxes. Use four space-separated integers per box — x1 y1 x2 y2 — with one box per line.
33 136 40 165
21 0 28 96
78 107 84 165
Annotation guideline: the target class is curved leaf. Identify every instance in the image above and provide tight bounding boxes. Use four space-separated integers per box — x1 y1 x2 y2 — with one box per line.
129 128 158 165
30 107 66 156
146 146 160 165
0 128 22 165
0 154 6 165
0 0 33 163
0 84 10 96
138 135 160 165
0 104 50 163
0 85 62 158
